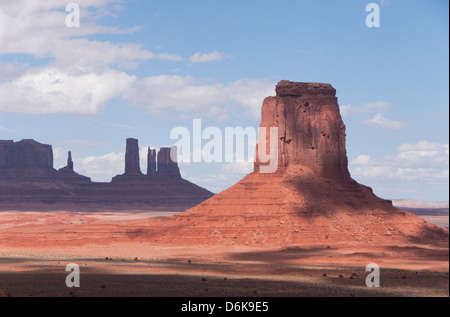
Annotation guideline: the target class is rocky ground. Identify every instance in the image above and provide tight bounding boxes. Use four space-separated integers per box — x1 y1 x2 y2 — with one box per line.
1 257 448 297
0 210 448 297
1 82 448 298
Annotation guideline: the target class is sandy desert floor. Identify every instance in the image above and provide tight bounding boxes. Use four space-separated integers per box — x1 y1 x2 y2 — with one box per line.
0 211 448 297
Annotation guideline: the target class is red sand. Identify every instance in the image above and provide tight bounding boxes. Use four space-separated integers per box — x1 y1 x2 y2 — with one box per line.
0 209 447 297
0 209 447 271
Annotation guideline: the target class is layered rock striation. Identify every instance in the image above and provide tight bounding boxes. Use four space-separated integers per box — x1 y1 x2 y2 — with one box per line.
255 81 349 179
57 151 92 184
125 138 142 175
142 81 448 247
0 138 212 211
156 147 181 179
112 139 182 182
0 139 53 170
0 139 55 181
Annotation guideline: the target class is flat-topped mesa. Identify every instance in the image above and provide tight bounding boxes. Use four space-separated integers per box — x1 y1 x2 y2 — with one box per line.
275 81 337 98
156 147 181 179
0 138 213 209
255 81 350 179
0 139 53 170
124 138 142 175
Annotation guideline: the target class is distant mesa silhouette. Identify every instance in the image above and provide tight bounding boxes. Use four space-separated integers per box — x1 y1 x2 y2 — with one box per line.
112 138 181 183
0 138 213 211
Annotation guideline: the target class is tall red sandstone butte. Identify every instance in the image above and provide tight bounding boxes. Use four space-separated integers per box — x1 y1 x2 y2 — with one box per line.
255 81 349 178
145 81 449 248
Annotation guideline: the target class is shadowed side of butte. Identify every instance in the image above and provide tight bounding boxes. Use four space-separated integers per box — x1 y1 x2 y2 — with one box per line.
142 81 449 248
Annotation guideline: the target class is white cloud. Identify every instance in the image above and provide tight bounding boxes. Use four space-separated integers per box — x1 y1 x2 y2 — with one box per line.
56 144 255 192
396 140 448 153
53 147 71 170
395 141 449 167
0 67 136 115
0 1 182 71
55 145 165 182
224 79 276 119
349 140 449 200
55 148 128 182
222 161 254 175
0 62 28 81
353 165 391 178
189 51 229 63
351 154 371 166
340 101 408 130
362 113 407 130
76 151 124 182
51 39 183 71
183 161 254 193
1 1 271 120
340 101 391 117
339 105 352 117
351 141 448 173
125 75 274 119
128 75 226 116
1 68 273 117
65 140 111 147
359 101 391 112
0 0 188 115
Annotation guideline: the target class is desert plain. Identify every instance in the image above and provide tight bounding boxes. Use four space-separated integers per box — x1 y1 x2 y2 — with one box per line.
0 209 448 297
0 82 448 298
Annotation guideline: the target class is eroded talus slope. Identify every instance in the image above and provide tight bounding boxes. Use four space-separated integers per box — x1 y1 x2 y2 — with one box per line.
141 81 449 248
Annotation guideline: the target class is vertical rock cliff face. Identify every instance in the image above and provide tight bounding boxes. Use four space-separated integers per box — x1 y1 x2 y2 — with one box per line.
110 141 211 209
57 151 92 184
124 138 142 175
156 147 181 179
255 81 350 179
115 141 182 181
0 139 56 181
148 81 448 247
147 148 157 176
0 139 53 170
67 151 74 171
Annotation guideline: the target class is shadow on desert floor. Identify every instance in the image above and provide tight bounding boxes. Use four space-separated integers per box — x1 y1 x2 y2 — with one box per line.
0 257 448 297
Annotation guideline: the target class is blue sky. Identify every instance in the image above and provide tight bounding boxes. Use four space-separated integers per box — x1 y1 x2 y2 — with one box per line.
0 0 448 201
